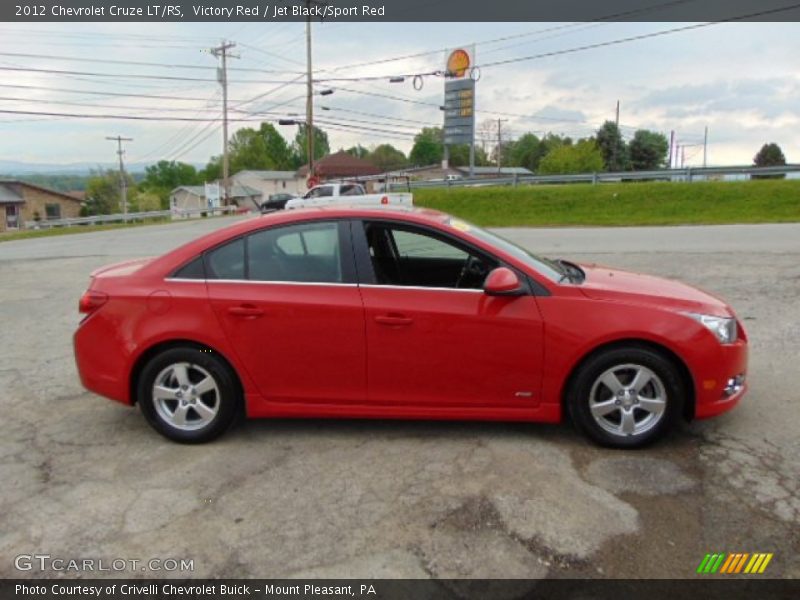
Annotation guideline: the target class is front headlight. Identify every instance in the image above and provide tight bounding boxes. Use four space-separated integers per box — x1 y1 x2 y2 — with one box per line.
685 312 737 344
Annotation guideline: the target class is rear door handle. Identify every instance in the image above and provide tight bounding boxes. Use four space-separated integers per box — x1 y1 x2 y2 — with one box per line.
374 314 413 327
227 305 264 318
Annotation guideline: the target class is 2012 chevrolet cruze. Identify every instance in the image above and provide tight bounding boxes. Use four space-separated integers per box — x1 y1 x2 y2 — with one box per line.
74 207 747 447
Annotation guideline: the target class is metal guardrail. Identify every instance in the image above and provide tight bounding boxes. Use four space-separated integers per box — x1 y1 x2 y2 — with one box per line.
24 206 237 230
387 164 800 191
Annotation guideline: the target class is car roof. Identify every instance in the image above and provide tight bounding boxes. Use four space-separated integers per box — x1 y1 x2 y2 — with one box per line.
148 206 453 276
250 205 450 230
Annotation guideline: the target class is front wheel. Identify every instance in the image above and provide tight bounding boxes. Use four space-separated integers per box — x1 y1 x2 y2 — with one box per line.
567 346 685 448
138 347 240 443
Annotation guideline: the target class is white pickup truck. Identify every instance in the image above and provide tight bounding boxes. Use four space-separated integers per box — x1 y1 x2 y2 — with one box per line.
285 182 413 209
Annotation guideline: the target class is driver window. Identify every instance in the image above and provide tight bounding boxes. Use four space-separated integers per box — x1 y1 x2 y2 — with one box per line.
364 223 494 289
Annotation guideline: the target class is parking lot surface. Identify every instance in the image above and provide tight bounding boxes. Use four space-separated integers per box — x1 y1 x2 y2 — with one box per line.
1 217 798 578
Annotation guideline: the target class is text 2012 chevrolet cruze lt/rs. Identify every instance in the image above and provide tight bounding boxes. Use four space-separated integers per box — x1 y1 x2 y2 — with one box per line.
74 207 747 447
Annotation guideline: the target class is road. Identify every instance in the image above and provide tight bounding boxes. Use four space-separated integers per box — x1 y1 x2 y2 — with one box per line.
1 216 798 580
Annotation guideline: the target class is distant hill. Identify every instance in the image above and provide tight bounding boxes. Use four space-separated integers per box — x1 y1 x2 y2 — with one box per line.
0 159 204 176
0 159 201 192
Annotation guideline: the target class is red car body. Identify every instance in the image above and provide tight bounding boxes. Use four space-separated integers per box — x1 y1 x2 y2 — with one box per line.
74 207 747 441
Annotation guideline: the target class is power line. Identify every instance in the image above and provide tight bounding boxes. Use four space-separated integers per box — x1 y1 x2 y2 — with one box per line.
0 95 222 115
0 65 303 85
0 82 251 104
310 0 704 76
0 108 262 122
0 50 301 75
476 3 800 70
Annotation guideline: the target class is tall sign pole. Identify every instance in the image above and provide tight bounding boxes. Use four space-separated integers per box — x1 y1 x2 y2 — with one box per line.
443 46 477 177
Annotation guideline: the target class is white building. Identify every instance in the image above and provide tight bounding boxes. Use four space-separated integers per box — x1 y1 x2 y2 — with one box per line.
231 170 306 199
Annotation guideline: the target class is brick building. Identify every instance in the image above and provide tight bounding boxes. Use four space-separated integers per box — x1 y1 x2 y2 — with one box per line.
0 180 83 232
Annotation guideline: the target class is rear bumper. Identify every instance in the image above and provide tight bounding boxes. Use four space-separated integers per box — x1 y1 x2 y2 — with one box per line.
73 314 132 405
692 339 748 419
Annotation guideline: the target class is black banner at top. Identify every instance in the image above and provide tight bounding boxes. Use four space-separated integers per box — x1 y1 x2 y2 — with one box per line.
3 0 800 22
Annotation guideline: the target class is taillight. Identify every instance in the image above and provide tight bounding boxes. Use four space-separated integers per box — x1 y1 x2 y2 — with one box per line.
381 196 389 204
79 290 108 314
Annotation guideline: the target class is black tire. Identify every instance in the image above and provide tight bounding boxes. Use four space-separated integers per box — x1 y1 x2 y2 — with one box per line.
137 346 240 443
567 345 685 448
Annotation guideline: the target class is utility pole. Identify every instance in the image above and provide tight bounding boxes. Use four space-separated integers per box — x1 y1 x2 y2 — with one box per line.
209 40 238 205
106 135 132 216
703 126 708 168
615 100 620 128
496 118 509 172
305 4 314 181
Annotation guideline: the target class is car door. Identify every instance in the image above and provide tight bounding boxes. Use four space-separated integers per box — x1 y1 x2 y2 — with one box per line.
206 220 366 405
354 220 545 410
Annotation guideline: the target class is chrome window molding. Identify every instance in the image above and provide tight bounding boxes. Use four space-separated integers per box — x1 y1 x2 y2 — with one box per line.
165 278 484 293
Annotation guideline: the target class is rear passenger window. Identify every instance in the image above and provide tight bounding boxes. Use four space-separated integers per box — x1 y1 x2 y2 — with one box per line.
206 238 245 280
173 256 205 279
248 222 342 283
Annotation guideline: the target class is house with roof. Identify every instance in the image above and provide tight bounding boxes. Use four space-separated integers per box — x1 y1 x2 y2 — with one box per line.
231 170 306 199
169 183 262 218
297 150 382 183
0 180 83 232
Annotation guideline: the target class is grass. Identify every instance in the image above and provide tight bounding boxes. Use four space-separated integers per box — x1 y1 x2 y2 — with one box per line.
0 218 171 243
412 179 800 227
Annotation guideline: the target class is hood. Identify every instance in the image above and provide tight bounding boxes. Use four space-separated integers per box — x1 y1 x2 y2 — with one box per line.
577 263 732 316
90 257 154 279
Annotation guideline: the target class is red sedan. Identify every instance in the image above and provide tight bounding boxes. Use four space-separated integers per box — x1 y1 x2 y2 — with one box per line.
74 207 747 447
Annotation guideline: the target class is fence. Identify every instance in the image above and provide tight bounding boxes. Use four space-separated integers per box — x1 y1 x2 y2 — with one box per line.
24 206 237 230
387 164 800 191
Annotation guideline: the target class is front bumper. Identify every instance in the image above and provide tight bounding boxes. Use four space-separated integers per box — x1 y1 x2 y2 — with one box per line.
692 338 748 419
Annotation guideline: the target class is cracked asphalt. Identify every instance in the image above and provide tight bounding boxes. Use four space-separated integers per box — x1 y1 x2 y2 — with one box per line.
1 217 798 579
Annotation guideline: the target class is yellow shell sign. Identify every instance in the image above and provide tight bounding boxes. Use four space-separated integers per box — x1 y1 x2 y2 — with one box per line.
447 48 471 78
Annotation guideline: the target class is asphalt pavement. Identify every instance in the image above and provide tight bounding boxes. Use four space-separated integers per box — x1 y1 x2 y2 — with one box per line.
1 216 798 579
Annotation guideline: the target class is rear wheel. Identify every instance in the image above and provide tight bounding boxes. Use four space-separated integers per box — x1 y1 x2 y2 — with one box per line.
138 347 239 443
568 346 684 448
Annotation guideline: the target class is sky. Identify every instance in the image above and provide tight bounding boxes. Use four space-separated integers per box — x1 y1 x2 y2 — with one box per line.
0 20 798 170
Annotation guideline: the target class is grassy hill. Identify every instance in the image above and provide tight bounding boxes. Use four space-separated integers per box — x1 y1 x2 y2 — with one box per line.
413 179 800 227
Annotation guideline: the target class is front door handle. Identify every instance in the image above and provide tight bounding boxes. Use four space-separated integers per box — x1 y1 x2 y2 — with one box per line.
227 305 264 318
374 314 413 327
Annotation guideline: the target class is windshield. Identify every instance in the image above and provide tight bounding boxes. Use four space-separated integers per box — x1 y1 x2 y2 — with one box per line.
446 217 565 282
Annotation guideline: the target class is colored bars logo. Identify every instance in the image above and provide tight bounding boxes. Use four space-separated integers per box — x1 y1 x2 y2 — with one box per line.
697 552 773 574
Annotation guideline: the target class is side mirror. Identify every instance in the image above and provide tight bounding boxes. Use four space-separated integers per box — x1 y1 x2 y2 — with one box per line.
483 267 524 296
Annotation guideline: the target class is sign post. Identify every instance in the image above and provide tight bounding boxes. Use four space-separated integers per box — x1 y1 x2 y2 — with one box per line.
443 46 476 176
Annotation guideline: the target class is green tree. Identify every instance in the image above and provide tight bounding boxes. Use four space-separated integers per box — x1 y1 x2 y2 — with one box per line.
409 127 444 166
227 122 295 173
753 143 787 179
293 124 330 166
506 133 570 172
84 169 135 215
538 139 604 175
506 133 540 170
130 191 161 212
141 160 199 208
448 144 489 168
595 121 629 171
628 130 669 170
200 157 222 182
345 144 370 159
369 144 407 171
